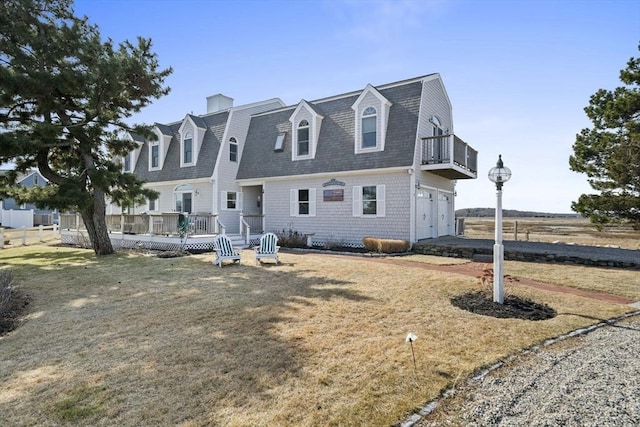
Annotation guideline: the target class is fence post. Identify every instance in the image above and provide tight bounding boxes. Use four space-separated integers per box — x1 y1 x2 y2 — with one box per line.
21 226 27 246
0 228 4 249
514 220 518 241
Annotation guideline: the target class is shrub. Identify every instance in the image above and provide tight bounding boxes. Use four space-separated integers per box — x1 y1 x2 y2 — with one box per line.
0 270 15 317
275 228 307 248
362 237 410 254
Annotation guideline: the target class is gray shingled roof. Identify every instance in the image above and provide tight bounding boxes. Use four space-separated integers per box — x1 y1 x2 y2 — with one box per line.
134 111 229 182
237 79 424 180
187 114 208 129
154 123 173 136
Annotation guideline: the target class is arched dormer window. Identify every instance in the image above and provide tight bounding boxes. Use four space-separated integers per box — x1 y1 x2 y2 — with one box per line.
183 132 193 165
362 107 377 149
229 137 238 162
297 120 310 156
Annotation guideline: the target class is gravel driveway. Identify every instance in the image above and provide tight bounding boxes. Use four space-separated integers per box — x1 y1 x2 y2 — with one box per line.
413 313 640 427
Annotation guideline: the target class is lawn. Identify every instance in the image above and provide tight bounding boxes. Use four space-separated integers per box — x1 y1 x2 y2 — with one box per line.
0 245 635 426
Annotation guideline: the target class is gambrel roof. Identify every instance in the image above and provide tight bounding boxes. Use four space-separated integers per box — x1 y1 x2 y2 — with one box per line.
237 76 429 180
133 111 229 181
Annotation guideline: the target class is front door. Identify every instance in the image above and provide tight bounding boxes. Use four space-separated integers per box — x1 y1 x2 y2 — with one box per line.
437 193 451 236
416 188 434 240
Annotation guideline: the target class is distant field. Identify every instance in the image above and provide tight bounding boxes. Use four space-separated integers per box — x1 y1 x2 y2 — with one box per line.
461 217 640 250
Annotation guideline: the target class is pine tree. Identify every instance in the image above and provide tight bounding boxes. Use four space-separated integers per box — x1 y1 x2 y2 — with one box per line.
0 0 171 254
569 44 640 229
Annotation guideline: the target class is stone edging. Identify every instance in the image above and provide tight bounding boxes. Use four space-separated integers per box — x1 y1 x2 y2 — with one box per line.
398 310 640 427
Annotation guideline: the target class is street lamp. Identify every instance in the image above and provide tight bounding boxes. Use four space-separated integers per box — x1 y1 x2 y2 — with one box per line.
488 155 512 304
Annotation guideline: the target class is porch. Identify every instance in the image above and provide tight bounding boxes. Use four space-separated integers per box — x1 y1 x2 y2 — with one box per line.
59 213 265 251
421 134 478 179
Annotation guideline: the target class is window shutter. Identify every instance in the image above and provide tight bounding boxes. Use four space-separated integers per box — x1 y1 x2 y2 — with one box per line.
377 185 386 217
290 189 297 217
352 186 362 217
309 188 316 217
237 192 243 211
221 191 228 210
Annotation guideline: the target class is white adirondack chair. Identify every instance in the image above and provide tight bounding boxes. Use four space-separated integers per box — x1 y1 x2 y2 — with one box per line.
254 232 280 264
212 235 241 267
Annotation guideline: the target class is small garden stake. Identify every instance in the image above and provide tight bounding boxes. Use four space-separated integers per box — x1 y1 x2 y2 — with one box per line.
406 333 418 376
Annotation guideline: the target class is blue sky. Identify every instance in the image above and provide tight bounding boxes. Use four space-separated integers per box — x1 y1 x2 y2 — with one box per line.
74 0 640 213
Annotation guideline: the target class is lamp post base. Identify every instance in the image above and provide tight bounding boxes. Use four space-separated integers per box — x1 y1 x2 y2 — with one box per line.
493 243 504 304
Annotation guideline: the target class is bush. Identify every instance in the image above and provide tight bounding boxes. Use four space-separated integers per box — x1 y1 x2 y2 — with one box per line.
0 270 15 317
275 228 307 248
362 237 410 254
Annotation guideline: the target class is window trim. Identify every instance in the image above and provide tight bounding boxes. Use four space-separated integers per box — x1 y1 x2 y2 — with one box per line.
221 191 243 211
352 185 386 217
181 132 194 166
296 120 310 158
361 107 377 149
289 188 316 217
229 137 238 162
123 153 131 172
149 142 160 170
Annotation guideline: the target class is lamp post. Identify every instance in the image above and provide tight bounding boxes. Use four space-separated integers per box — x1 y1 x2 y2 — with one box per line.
488 155 512 304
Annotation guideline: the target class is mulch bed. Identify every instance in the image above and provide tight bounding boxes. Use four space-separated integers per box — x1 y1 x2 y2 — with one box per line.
451 290 557 321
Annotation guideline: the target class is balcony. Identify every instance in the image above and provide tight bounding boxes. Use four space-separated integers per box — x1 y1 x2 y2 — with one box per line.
420 134 478 180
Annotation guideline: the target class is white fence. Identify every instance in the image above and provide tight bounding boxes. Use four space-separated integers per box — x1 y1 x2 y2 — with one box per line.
0 225 60 249
1 209 34 229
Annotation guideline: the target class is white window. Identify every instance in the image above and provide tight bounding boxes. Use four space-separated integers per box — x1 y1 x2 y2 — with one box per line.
148 198 156 211
123 153 131 172
182 132 193 165
361 107 377 149
289 188 316 216
150 142 160 169
297 120 309 157
352 185 385 217
229 137 238 162
221 191 242 211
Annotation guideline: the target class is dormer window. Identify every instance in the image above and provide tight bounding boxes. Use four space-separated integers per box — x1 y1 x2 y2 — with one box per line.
352 84 392 154
183 132 193 165
150 142 160 169
229 137 238 162
362 107 377 149
123 153 131 172
297 120 310 156
289 100 323 160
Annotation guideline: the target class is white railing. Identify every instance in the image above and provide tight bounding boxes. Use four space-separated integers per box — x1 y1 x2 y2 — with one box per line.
60 213 218 236
240 217 251 245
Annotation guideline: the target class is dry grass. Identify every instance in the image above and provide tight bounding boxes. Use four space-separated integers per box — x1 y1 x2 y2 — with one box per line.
0 245 635 426
505 261 640 300
462 217 640 250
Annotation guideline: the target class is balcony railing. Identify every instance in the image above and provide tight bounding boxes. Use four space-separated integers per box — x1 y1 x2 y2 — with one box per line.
61 213 219 236
421 134 477 179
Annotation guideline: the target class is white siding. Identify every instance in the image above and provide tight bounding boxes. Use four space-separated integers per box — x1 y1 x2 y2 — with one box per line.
263 171 411 246
216 100 283 233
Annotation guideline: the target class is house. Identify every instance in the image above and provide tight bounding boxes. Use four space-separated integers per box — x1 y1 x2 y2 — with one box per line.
236 73 477 247
112 95 285 235
107 73 476 249
0 169 58 226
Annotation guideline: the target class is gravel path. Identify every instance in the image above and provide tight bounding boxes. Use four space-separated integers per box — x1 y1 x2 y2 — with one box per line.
414 313 640 426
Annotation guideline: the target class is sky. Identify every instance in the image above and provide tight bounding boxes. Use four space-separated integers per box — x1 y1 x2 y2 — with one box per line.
72 0 640 213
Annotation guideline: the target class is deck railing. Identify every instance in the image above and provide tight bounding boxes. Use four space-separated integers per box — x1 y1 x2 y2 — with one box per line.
421 134 477 174
60 213 218 236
